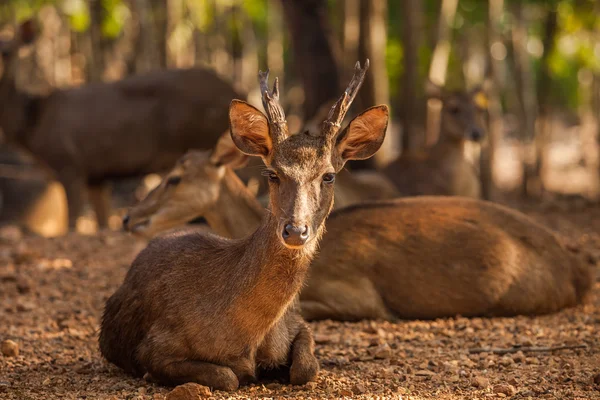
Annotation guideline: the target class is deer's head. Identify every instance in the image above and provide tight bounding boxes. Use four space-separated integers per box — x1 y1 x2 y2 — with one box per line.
123 131 249 238
229 60 388 249
0 19 36 141
427 81 487 143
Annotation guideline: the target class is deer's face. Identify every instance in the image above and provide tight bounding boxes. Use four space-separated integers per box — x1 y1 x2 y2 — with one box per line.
229 63 388 250
441 92 486 143
123 137 248 238
263 135 337 248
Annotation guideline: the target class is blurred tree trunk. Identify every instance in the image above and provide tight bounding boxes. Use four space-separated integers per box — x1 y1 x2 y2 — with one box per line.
130 0 161 73
534 8 558 194
343 0 360 70
280 0 341 121
267 0 284 87
152 0 168 69
510 2 538 197
357 0 391 167
480 0 504 201
400 0 422 153
426 0 458 147
88 0 107 81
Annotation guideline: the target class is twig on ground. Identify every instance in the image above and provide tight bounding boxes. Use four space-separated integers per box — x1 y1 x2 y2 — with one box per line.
468 344 588 355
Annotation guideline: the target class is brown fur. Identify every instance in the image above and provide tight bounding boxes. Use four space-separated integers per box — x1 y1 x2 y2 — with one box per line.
123 136 593 322
0 22 242 228
100 64 388 390
383 85 486 198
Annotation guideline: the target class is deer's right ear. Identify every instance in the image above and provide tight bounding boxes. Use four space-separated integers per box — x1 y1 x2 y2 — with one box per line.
425 80 444 99
18 19 37 45
229 100 272 157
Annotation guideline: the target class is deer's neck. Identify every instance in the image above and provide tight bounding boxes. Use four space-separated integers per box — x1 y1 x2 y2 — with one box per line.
228 212 321 341
0 81 43 146
204 168 264 239
430 132 466 162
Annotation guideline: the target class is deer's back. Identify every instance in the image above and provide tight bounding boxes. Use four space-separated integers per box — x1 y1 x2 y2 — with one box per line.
383 151 480 198
305 197 591 319
27 68 241 179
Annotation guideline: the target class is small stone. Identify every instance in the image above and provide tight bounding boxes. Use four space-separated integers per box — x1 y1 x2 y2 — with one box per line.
166 383 211 399
471 376 490 389
339 389 353 397
493 384 517 396
313 333 339 344
305 381 318 390
265 383 281 390
352 383 367 394
593 373 600 385
512 351 526 363
1 340 18 357
499 356 514 367
369 342 392 359
415 370 435 377
15 300 35 312
137 387 147 395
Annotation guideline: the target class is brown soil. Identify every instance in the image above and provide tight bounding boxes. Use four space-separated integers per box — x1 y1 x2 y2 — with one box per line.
1 197 599 399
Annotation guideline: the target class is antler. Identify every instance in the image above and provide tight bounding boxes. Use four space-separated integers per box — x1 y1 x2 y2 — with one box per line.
258 69 289 144
323 59 370 139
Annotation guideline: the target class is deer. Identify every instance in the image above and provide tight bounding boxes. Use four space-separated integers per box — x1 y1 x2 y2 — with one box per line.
121 123 593 322
99 61 390 390
383 82 486 198
0 20 243 229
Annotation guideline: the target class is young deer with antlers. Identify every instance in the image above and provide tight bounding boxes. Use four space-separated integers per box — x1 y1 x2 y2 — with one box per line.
99 61 389 389
0 21 242 229
384 83 486 198
122 128 593 322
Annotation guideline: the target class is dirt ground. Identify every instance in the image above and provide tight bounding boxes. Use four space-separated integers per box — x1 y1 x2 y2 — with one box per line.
0 196 599 400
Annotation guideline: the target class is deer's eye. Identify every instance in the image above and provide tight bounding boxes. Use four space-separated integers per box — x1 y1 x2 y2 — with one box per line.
262 170 280 183
322 173 336 184
448 106 460 115
166 176 182 186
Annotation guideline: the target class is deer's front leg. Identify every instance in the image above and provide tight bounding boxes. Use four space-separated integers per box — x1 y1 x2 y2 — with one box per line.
288 317 319 385
57 167 86 229
88 181 111 229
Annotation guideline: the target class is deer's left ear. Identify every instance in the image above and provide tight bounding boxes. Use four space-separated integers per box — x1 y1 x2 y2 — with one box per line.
210 130 249 169
335 105 389 162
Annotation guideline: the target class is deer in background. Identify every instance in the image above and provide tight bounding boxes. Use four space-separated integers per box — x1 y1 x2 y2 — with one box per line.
383 82 486 198
122 125 593 322
0 20 243 229
100 61 389 390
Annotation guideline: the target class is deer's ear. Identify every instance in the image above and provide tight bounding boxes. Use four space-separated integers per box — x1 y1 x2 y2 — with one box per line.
18 19 37 45
229 100 272 157
471 86 488 110
336 105 388 163
425 79 445 99
210 130 249 169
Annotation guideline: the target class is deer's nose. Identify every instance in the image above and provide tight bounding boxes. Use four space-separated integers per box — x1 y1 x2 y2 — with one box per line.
469 127 484 141
282 224 310 247
122 215 130 231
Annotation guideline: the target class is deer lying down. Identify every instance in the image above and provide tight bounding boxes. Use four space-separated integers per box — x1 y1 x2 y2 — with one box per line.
123 134 593 321
0 21 243 229
100 61 389 390
383 83 486 198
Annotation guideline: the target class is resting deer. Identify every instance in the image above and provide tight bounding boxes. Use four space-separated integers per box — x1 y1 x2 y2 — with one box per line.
122 129 593 322
383 82 486 198
99 61 389 389
0 20 242 229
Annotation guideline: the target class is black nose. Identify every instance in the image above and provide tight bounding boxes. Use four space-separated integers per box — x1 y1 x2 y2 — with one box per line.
470 128 483 141
282 224 310 246
122 215 130 230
